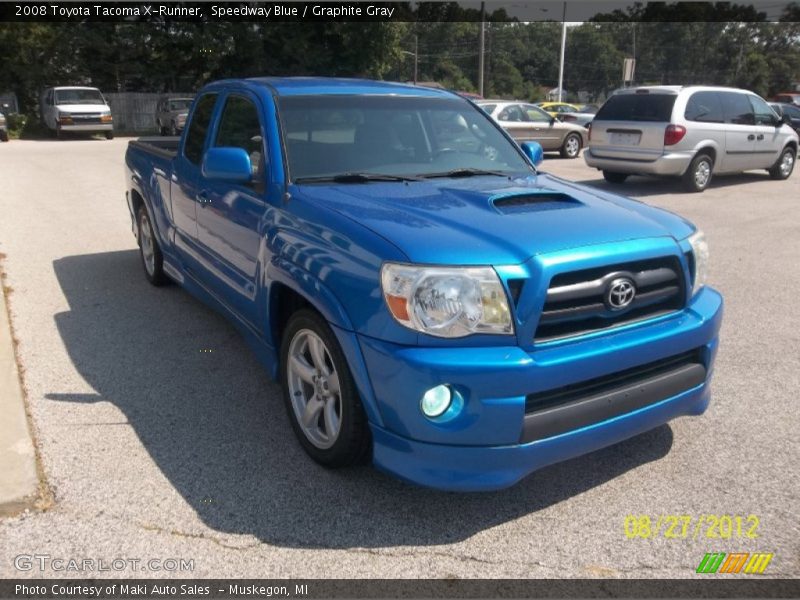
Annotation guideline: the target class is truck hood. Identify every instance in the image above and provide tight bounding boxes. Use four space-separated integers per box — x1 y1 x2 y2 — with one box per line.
291 173 694 265
56 104 110 113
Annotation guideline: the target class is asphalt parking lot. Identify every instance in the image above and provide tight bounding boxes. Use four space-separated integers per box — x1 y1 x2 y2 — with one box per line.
0 138 798 579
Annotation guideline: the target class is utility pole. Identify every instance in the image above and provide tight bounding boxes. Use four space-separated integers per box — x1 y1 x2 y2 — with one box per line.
414 34 418 85
632 23 636 86
558 2 567 102
478 2 485 97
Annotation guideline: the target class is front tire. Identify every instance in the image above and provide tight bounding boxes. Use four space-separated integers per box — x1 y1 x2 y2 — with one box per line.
280 309 371 468
105 131 114 140
137 205 167 286
560 133 582 159
602 170 628 184
170 121 179 136
682 153 714 193
768 146 796 180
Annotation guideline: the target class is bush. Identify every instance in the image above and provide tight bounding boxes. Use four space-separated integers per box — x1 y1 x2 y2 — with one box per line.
4 113 49 139
6 113 27 136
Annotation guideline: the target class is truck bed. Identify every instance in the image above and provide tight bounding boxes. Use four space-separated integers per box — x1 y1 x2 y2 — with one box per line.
128 136 180 160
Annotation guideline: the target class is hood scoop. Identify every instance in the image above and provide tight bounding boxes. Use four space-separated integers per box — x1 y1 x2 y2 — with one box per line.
491 191 581 214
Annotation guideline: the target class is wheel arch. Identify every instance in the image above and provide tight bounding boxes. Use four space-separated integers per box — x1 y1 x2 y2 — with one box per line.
267 275 385 428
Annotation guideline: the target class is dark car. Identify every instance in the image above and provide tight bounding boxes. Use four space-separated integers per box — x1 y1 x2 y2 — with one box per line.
770 102 800 135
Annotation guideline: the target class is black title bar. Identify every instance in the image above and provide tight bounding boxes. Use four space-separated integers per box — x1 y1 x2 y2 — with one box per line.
2 1 799 23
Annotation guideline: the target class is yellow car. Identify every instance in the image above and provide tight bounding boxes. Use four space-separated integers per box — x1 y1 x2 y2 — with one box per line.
536 102 595 126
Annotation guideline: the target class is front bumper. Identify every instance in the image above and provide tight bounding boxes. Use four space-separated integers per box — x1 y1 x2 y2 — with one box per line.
58 123 113 132
357 288 722 491
584 148 693 176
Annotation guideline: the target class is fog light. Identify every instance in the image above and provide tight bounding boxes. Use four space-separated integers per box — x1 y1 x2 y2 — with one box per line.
421 384 452 418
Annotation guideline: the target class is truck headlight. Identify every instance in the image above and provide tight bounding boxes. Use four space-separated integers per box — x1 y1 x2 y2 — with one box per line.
688 230 709 295
381 263 513 338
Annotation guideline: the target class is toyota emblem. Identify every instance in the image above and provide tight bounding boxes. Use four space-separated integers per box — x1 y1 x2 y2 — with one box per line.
606 277 636 310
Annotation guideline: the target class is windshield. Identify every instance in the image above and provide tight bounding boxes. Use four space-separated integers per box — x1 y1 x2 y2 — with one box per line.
278 95 532 181
169 99 192 111
55 89 106 105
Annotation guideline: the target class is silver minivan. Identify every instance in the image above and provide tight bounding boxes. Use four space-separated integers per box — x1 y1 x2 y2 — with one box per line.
584 86 799 192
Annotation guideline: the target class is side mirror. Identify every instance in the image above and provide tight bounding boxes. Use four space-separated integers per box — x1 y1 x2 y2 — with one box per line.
201 147 252 183
520 141 544 167
781 113 792 126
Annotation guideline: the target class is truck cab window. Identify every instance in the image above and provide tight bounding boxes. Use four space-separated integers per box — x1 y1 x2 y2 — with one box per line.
214 95 265 179
184 93 218 165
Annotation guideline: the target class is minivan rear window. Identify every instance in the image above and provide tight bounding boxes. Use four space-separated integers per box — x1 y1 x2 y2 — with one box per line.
594 94 677 122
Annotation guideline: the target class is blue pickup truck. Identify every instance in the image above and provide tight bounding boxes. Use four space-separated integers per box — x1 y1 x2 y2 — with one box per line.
125 77 723 491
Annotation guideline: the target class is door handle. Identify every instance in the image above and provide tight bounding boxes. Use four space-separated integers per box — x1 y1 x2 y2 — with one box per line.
197 190 210 207
756 134 764 141
747 134 755 141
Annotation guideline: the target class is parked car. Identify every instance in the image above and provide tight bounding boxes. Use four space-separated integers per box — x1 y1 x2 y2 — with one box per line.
40 86 113 139
772 92 800 106
769 102 800 135
0 104 8 142
584 85 798 192
577 103 599 114
156 96 193 136
125 77 722 491
478 100 587 158
536 101 595 126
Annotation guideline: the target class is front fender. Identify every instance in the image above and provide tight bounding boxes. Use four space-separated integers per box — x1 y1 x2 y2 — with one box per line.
267 257 353 331
265 258 385 427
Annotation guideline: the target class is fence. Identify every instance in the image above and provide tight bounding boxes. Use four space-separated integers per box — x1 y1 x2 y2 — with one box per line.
105 92 194 132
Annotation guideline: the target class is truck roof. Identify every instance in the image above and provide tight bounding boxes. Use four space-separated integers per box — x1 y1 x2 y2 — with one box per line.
216 77 457 98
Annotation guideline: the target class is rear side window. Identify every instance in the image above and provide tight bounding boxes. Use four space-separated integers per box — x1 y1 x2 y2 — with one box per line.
684 92 724 123
719 92 754 125
594 94 677 122
184 94 218 165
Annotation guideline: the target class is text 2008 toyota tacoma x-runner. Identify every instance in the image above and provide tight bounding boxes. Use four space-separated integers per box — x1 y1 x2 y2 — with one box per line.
125 78 723 491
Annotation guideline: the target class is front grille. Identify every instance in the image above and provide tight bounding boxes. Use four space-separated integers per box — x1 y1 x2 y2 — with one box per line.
535 257 685 342
521 348 706 442
70 113 102 123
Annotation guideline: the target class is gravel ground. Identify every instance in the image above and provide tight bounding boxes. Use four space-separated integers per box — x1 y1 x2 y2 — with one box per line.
0 138 797 579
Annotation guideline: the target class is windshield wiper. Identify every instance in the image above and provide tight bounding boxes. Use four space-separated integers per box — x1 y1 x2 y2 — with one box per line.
294 172 422 184
420 168 512 179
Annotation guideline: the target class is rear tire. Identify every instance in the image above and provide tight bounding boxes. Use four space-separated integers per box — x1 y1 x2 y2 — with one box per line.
0 130 8 142
280 309 371 468
768 146 795 180
560 133 582 159
602 170 628 184
137 205 167 286
105 131 114 140
682 153 714 193
169 121 178 136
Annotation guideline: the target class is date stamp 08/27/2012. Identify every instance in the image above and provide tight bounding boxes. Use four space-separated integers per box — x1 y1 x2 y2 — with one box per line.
623 514 761 540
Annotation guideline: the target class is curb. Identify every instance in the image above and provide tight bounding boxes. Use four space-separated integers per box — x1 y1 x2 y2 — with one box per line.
0 267 39 516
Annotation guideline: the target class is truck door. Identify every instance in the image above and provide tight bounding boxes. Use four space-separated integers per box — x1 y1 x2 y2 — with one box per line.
194 91 269 325
171 93 218 266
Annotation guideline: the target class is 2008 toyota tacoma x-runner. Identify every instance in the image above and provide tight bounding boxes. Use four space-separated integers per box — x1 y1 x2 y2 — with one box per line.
125 77 723 491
